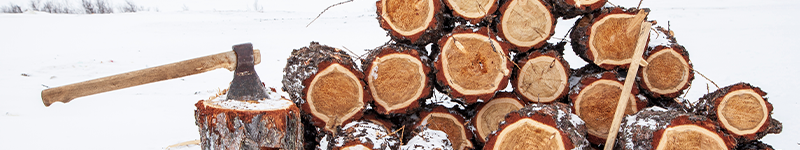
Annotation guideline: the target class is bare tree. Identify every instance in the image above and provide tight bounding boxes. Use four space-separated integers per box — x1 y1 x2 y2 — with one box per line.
95 0 111 13
1 3 23 13
81 0 94 14
120 0 140 13
29 0 41 11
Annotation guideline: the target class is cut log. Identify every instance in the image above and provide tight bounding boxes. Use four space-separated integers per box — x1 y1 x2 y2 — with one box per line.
694 83 782 144
549 0 607 19
282 42 370 134
471 92 525 143
483 102 590 150
568 71 647 145
511 42 571 103
638 27 694 99
317 121 401 150
570 7 651 70
496 0 556 51
433 26 512 104
195 89 303 150
443 0 498 23
401 126 454 150
615 107 736 150
415 106 473 150
362 43 433 115
377 0 448 45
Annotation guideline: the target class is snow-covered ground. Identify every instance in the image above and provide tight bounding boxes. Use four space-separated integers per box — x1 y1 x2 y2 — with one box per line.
0 0 797 149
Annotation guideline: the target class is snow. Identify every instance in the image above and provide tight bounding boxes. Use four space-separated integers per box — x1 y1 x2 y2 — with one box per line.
1 0 799 149
401 129 453 150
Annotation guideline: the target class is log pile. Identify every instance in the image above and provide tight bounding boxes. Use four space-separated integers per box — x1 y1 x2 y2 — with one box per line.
268 1 784 149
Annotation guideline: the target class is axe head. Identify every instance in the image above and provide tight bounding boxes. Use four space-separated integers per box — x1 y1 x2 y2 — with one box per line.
226 43 269 101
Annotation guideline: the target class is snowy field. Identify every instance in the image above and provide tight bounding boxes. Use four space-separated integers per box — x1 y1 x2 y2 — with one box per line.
0 0 797 149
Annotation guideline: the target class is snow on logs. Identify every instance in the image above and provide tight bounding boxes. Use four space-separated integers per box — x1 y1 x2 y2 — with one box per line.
483 103 590 150
694 83 783 144
433 27 512 104
570 7 651 70
377 0 447 45
511 43 571 103
317 121 401 150
415 106 473 150
615 107 736 150
282 42 369 134
496 0 556 51
362 43 433 115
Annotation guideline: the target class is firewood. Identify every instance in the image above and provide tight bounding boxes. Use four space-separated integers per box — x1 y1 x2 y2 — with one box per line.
402 126 455 150
570 7 651 70
549 0 607 19
568 71 647 145
511 42 571 103
470 92 525 143
495 0 556 51
195 89 304 150
432 26 512 104
443 0 499 24
484 102 591 150
282 42 370 134
377 0 449 45
638 27 694 99
317 121 401 150
362 43 433 115
615 107 736 150
694 83 783 144
415 106 474 150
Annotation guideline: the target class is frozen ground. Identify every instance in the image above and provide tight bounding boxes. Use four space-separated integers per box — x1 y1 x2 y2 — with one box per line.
0 0 797 149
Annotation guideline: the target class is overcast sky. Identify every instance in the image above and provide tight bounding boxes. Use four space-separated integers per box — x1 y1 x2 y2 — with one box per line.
0 0 379 12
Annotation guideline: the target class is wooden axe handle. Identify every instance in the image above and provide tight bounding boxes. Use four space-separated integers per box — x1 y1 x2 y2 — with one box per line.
41 50 261 107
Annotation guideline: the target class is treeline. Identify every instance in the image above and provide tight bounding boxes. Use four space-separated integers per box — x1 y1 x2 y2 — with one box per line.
1 0 155 14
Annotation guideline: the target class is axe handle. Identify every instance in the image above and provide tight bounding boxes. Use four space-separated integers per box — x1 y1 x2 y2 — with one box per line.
41 50 261 107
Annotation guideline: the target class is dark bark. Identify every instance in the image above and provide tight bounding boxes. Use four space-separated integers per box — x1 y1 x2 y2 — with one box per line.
484 102 590 150
693 83 782 144
615 107 736 150
195 97 303 150
362 43 433 115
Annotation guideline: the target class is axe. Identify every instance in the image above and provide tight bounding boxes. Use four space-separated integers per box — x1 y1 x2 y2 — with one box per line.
41 43 265 107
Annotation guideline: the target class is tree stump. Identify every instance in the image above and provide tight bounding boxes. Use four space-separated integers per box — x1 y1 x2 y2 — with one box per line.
317 121 401 150
401 126 454 150
443 0 498 23
471 92 525 143
511 42 571 103
415 106 474 150
615 107 736 150
638 26 694 99
195 89 304 150
433 26 512 104
694 83 783 144
483 102 591 150
362 43 433 115
568 71 647 145
549 0 607 19
570 7 651 70
282 42 369 134
496 0 556 52
377 0 448 45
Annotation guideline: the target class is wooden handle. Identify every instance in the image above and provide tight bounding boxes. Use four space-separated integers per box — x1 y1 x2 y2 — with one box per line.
41 50 261 107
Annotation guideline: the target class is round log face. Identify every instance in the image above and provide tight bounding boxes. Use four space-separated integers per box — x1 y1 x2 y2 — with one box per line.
568 0 603 7
574 79 638 140
340 144 369 150
588 13 644 67
368 53 426 113
381 0 435 36
307 63 365 132
500 0 553 49
475 97 525 142
421 112 472 150
643 48 690 95
655 125 729 150
441 33 509 95
446 0 496 19
517 56 568 103
717 89 768 135
493 118 566 150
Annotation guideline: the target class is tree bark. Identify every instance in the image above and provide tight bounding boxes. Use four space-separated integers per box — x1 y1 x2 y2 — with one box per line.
511 42 571 103
549 0 607 19
401 126 455 150
282 42 370 134
693 83 782 144
615 107 736 150
495 0 556 52
570 7 651 70
484 102 591 150
362 43 433 115
736 141 775 150
195 92 303 150
377 0 449 45
470 92 525 143
567 70 648 145
415 106 474 150
637 26 694 99
443 0 499 24
317 121 401 150
433 26 512 104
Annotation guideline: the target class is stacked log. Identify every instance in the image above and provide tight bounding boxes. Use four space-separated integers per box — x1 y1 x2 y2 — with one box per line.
614 107 737 150
362 43 433 115
495 0 556 51
570 7 650 70
470 92 525 143
316 121 401 150
483 103 590 149
693 83 783 144
414 106 474 150
510 42 570 103
377 0 449 45
638 26 694 99
443 0 498 23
